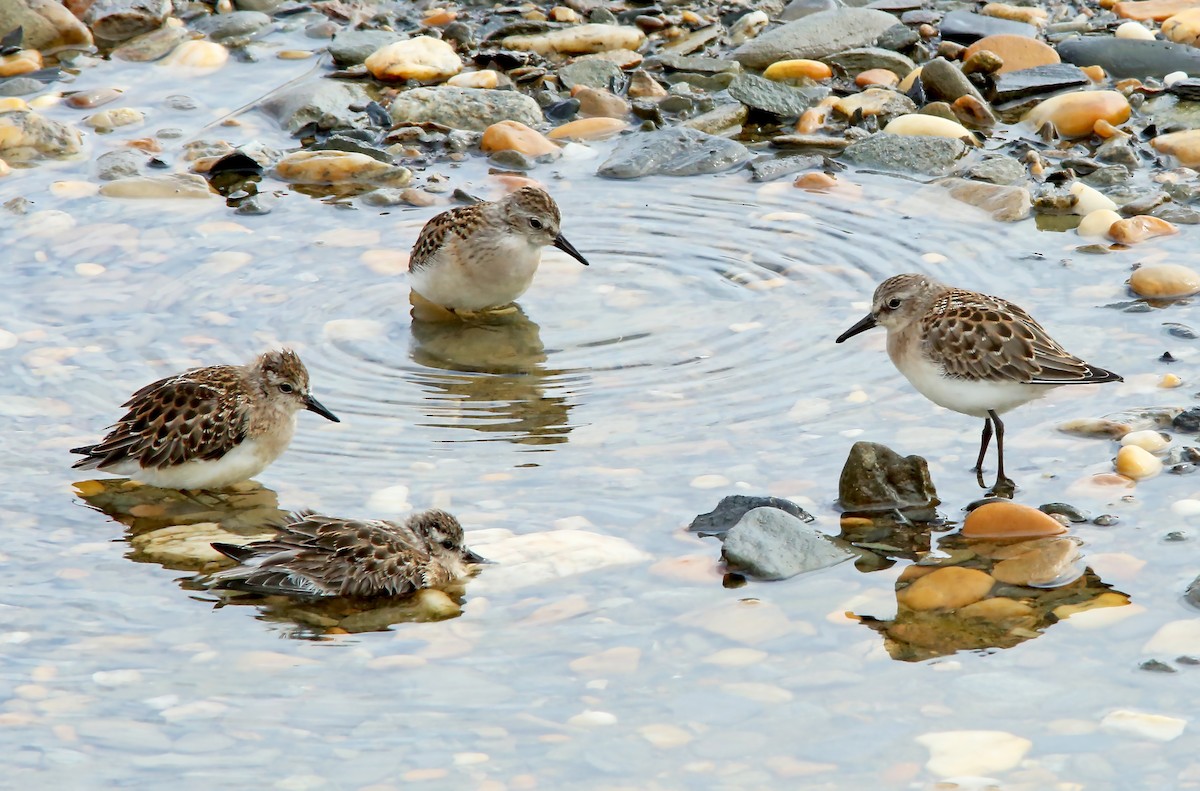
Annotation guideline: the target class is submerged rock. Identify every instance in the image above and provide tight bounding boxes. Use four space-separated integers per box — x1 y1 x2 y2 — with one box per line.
598 126 751 178
259 79 370 134
0 0 93 51
721 507 852 580
731 8 900 70
330 29 401 67
940 10 1037 43
938 177 1031 221
688 494 814 538
838 441 940 513
0 109 83 161
842 132 968 176
388 86 543 131
83 0 170 43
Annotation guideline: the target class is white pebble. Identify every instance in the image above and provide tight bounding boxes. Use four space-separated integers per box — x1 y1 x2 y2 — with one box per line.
568 709 618 727
1165 70 1189 86
690 474 729 489
1115 445 1162 480
916 730 1032 777
92 669 142 687
1070 182 1117 215
1171 499 1200 517
1101 709 1186 741
1115 21 1156 40
0 329 17 350
75 263 105 277
1077 208 1121 237
1120 429 1170 452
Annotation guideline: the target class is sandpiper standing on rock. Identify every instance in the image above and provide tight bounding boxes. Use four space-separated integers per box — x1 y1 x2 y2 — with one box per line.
71 349 340 490
836 273 1122 490
408 186 590 313
209 509 488 598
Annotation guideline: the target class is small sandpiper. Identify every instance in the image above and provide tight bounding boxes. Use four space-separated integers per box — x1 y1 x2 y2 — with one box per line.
408 186 590 313
71 349 339 490
836 273 1122 489
209 509 488 598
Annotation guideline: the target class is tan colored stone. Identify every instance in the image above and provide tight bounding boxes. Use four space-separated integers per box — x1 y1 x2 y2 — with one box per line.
1114 0 1200 20
796 106 828 133
550 6 580 23
1077 208 1121 237
763 59 832 81
1115 444 1164 479
899 66 923 91
1164 7 1200 42
964 35 1059 73
982 3 1047 25
1053 591 1131 619
423 8 457 25
161 41 228 70
795 172 837 190
547 117 627 141
366 36 462 82
962 50 1004 76
833 88 908 118
1152 128 1200 167
1161 373 1183 388
1082 65 1106 81
1024 90 1130 138
896 567 995 611
628 70 667 99
991 537 1080 586
275 150 410 186
447 70 500 89
1070 182 1117 215
1109 215 1179 244
953 95 994 128
855 68 898 88
481 120 560 157
502 24 646 55
85 108 144 132
0 50 42 78
963 501 1067 539
1116 20 1157 39
1122 429 1171 451
573 86 629 118
884 114 975 141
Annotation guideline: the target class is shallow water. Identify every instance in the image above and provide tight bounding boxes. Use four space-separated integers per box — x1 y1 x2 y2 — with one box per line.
3 27 1200 791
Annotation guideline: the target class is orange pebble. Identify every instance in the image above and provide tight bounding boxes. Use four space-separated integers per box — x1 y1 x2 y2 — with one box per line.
1082 64 1106 81
855 68 898 87
796 106 828 133
795 172 837 190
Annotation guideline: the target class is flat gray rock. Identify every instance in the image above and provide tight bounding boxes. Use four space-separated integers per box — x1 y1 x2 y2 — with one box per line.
721 507 852 580
260 80 371 133
731 8 899 70
388 87 543 132
559 59 623 90
329 29 402 66
842 132 968 176
823 47 916 78
1057 36 1200 80
728 73 819 117
689 495 814 538
598 127 751 178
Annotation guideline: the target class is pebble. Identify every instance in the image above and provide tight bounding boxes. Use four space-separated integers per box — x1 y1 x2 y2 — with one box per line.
446 70 500 89
962 501 1068 538
732 8 901 69
481 121 559 158
883 114 975 141
1116 444 1164 479
964 34 1060 73
990 537 1080 586
1116 20 1158 39
916 730 1032 777
1069 182 1117 215
638 723 693 748
568 710 618 727
763 58 832 81
1109 215 1179 244
573 86 629 118
365 36 462 82
0 50 42 78
1152 129 1200 167
982 2 1048 25
1077 208 1121 237
1100 709 1187 741
1025 90 1131 138
896 567 995 610
1163 8 1200 45
85 108 145 132
161 40 229 70
1115 0 1200 20
99 174 215 199
1129 263 1200 297
274 151 410 186
503 24 646 55
856 68 898 88
547 117 627 141
1122 429 1171 451
795 172 837 189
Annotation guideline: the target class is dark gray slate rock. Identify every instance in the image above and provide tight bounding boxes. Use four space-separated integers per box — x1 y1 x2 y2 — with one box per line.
84 0 170 42
823 47 916 78
956 154 1026 185
192 10 270 43
330 29 402 67
731 8 899 70
559 58 623 90
728 73 817 117
721 507 853 580
838 441 940 512
388 87 543 131
842 133 967 176
1058 37 1200 80
940 11 1035 44
689 494 815 538
647 54 741 74
260 80 371 133
876 22 920 52
921 57 985 104
749 153 824 181
681 103 749 134
598 127 752 178
1169 79 1200 102
991 63 1089 103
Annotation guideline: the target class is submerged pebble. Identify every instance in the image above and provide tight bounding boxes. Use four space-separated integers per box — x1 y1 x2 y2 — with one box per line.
1129 263 1200 297
1115 444 1164 479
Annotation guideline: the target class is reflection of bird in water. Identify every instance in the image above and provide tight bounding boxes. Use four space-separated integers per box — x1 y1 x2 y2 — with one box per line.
208 509 487 598
71 349 339 490
837 274 1122 493
408 303 578 446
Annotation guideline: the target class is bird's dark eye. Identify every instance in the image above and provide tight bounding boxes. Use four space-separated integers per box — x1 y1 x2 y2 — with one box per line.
441 539 456 550
528 217 543 230
278 383 294 394
887 298 902 310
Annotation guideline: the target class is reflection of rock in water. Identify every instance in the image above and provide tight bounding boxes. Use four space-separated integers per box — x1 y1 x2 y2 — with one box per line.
408 304 576 446
849 526 1132 662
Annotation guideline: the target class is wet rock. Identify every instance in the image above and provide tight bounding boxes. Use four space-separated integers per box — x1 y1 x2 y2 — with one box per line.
731 10 770 44
962 49 1004 76
628 69 667 98
856 69 899 88
0 0 93 51
991 63 1090 103
0 77 42 97
448 70 501 90
365 36 462 83
1100 710 1187 742
480 120 560 158
963 501 1068 538
1153 129 1200 168
85 107 144 132
1122 429 1171 452
1131 264 1200 298
1057 37 1200 79
502 24 645 55
823 47 916 79
728 73 817 117
99 173 215 199
1078 208 1121 236
749 154 824 181
329 29 401 67
648 54 741 75
837 440 939 513
833 88 916 121
192 10 270 45
469 529 651 592
274 150 410 186
897 567 995 610
112 25 188 62
941 11 1036 44
489 149 537 169
83 0 169 43
921 57 987 105
547 116 627 141
990 537 1080 586
681 103 749 135
1116 444 1164 479
884 114 975 142
763 58 832 81
574 86 629 118
598 126 751 178
1163 8 1200 46
260 80 370 134
689 494 815 537
1110 215 1179 244
1040 502 1089 522
1024 90 1131 138
938 178 1031 221
966 34 1060 73
721 507 852 581
731 8 900 70
957 154 1025 185
877 23 920 53
0 109 83 161
0 50 41 78
559 58 622 90
388 86 542 132
95 149 143 180
843 132 967 175
161 40 229 70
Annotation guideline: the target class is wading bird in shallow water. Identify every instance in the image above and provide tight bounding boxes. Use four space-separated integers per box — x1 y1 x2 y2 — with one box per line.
209 509 488 598
407 186 590 313
835 273 1122 492
71 349 339 490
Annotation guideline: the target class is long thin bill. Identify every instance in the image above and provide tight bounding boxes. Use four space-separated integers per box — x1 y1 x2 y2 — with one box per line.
462 548 493 565
553 234 590 266
305 395 341 423
835 314 878 343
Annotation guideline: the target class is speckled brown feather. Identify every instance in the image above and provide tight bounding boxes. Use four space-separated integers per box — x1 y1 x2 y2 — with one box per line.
923 288 1122 385
408 187 561 272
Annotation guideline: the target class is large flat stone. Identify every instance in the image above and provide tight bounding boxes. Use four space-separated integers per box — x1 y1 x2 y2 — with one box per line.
731 8 900 70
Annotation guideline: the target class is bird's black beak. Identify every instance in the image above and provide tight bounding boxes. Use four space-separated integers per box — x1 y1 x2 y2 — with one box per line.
836 314 878 343
462 547 493 565
553 234 589 266
304 394 340 423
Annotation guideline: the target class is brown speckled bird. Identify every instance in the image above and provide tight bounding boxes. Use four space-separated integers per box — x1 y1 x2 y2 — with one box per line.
71 349 339 490
836 273 1122 487
208 509 488 598
408 186 589 312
